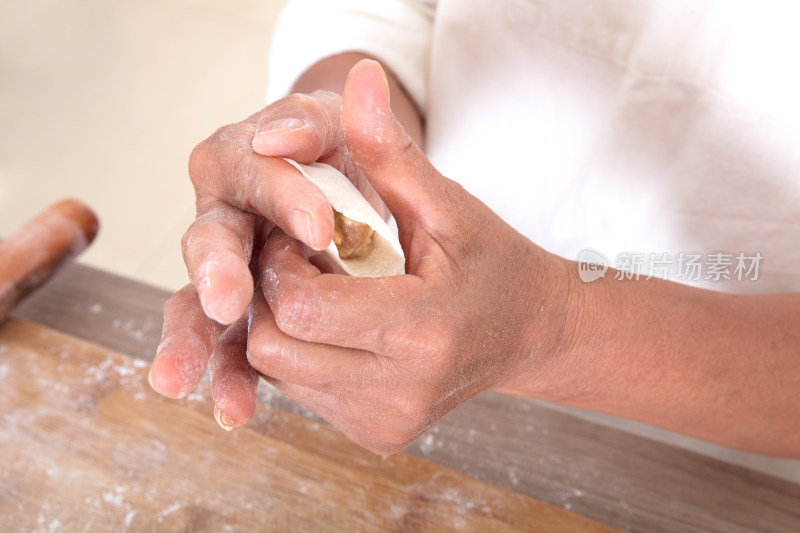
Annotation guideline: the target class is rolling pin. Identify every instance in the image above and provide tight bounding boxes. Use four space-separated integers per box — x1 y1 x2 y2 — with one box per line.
0 198 99 321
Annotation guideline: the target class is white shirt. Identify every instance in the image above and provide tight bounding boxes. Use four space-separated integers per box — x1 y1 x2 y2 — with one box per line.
267 0 800 294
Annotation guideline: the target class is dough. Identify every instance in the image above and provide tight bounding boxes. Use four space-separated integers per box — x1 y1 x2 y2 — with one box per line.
283 159 405 277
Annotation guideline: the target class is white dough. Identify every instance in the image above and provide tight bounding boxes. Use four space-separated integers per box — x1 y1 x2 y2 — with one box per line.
284 159 405 277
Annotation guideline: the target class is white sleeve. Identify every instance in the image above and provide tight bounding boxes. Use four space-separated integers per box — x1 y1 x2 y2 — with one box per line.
266 0 436 113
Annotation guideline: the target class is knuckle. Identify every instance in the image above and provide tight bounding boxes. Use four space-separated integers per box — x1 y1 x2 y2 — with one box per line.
283 91 316 108
276 93 323 123
287 91 341 129
378 393 436 451
271 289 318 339
231 159 257 211
391 401 430 440
287 90 337 111
245 328 277 374
425 327 458 368
180 225 194 256
247 323 300 383
188 138 214 187
189 121 253 192
384 314 456 370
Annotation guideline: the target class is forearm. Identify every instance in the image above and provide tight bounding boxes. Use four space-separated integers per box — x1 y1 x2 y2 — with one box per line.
290 52 424 148
502 258 800 457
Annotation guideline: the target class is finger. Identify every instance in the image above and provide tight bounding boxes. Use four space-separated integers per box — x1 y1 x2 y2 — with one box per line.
260 229 425 351
247 289 378 391
252 91 382 222
189 126 333 251
149 285 225 399
182 200 256 324
209 314 259 430
252 91 344 164
341 60 460 238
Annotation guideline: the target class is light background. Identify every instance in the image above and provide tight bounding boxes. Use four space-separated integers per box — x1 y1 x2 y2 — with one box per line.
0 0 286 291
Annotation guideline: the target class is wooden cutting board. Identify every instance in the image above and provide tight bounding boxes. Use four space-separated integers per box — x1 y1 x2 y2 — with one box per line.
0 319 617 532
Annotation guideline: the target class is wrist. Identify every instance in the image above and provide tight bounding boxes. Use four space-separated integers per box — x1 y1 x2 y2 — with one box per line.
492 249 594 403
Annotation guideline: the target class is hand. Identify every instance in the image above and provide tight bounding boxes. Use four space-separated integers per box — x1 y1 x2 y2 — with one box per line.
246 60 574 454
148 71 388 424
182 88 386 326
152 58 800 456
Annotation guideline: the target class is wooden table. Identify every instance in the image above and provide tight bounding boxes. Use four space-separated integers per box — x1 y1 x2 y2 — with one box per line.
4 263 800 532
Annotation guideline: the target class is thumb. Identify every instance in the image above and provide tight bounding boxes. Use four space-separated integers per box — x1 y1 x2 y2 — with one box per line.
341 60 450 236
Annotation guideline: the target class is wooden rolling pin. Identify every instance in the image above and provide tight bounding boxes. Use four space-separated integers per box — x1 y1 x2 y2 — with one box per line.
0 199 99 321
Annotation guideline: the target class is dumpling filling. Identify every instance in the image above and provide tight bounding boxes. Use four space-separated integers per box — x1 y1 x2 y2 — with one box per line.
333 209 375 259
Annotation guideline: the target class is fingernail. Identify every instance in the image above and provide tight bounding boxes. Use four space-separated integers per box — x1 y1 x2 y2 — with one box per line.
253 119 307 154
214 406 235 431
289 208 325 250
259 118 305 134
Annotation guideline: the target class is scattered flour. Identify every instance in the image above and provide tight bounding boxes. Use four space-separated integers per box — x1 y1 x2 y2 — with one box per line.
157 502 182 522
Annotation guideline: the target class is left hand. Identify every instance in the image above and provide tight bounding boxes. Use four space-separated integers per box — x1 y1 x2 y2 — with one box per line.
245 61 576 453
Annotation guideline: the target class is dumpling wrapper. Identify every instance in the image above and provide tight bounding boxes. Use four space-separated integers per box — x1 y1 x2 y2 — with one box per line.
283 159 405 277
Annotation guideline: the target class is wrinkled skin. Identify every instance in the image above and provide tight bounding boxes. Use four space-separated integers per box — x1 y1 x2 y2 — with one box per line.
149 60 573 452
149 59 800 459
